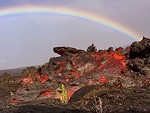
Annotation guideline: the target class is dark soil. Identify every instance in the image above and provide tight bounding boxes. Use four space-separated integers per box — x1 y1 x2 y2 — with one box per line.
0 105 92 113
69 84 150 113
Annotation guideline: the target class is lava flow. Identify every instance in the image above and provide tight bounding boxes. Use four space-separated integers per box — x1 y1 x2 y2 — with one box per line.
8 37 150 105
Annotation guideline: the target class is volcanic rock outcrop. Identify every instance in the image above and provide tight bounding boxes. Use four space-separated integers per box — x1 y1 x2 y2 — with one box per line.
9 37 149 102
0 37 150 113
128 37 150 77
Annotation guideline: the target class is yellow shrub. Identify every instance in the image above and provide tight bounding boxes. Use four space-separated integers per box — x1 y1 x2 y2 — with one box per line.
60 84 68 103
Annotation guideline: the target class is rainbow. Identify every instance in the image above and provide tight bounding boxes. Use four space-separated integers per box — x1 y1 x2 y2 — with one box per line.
0 5 142 40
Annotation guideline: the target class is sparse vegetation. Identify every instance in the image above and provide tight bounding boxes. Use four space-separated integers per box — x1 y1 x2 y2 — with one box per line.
60 84 68 104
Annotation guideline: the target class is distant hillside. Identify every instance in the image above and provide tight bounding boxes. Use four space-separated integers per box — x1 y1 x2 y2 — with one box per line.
0 65 40 76
0 68 23 76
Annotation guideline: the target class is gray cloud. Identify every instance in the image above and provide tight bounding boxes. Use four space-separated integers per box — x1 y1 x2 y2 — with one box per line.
0 0 150 69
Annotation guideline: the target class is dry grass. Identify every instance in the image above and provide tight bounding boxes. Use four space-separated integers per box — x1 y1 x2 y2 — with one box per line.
93 96 103 113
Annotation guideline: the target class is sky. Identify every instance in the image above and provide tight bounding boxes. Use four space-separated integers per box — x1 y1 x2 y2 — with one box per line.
0 0 150 69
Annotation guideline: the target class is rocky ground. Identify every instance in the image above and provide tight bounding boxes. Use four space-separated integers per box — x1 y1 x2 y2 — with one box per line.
0 37 150 113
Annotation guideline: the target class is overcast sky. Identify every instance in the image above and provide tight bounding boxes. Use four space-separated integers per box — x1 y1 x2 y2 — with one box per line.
0 0 150 69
